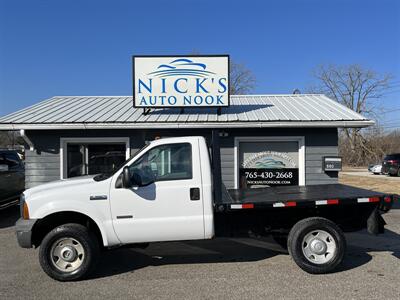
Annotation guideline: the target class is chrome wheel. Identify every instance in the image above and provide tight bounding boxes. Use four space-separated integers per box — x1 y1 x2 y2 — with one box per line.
50 238 85 273
302 230 336 264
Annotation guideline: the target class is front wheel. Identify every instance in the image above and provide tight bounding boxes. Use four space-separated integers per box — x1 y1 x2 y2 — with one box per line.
288 217 346 274
39 223 99 281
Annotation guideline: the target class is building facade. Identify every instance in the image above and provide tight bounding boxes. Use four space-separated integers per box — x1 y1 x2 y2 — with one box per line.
0 94 373 190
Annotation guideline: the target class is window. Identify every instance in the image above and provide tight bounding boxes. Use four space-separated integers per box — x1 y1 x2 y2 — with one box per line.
61 137 130 179
66 143 126 178
129 143 192 182
0 152 21 170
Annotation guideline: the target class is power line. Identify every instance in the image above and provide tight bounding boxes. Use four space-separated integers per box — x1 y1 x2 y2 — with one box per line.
382 89 400 95
379 121 400 125
380 124 400 129
378 117 400 123
387 84 400 89
381 108 400 113
379 123 400 127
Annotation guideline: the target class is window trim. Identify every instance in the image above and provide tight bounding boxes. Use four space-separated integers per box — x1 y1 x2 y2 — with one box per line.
60 137 130 179
234 136 306 188
129 142 193 183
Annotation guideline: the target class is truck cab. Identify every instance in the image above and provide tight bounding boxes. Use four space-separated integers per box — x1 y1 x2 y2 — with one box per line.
109 136 214 243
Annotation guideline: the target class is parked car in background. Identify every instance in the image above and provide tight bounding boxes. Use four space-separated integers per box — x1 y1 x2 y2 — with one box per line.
382 153 400 177
371 164 382 175
368 164 375 172
0 150 25 209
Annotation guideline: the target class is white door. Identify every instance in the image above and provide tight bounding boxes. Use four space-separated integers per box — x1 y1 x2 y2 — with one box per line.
109 140 205 244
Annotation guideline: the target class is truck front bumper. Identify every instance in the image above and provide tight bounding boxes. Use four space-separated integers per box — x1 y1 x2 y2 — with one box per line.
15 218 37 248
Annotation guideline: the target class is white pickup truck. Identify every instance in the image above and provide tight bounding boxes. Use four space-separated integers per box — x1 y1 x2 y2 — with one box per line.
16 135 395 281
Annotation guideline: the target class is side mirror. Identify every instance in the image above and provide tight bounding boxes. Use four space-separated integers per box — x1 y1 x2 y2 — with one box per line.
121 166 156 189
122 166 132 188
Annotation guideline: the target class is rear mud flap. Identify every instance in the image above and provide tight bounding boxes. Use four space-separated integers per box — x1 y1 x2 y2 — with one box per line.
367 207 386 235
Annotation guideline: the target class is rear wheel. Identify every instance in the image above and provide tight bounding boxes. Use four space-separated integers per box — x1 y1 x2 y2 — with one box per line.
39 223 99 281
288 217 346 274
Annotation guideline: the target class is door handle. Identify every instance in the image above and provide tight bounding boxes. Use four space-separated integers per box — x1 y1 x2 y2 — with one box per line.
190 187 200 201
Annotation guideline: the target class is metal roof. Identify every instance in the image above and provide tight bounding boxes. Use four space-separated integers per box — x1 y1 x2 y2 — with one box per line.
0 94 374 129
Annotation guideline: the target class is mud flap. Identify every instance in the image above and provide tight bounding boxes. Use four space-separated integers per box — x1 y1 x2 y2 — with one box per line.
367 207 386 234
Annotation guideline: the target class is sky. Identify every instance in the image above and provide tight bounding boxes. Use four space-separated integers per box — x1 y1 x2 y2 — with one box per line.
0 0 399 129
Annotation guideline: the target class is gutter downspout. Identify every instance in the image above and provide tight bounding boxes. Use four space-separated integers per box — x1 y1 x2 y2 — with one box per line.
20 129 34 151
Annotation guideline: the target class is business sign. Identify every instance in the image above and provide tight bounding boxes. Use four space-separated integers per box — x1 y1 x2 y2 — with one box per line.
323 156 342 171
239 144 299 188
133 55 229 108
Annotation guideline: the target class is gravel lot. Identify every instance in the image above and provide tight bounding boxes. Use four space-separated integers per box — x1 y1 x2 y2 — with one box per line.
340 170 400 195
1 203 399 299
341 171 400 181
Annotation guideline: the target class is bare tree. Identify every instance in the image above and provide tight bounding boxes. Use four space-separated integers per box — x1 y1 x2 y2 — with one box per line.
0 131 24 148
229 61 256 95
312 64 391 116
311 64 393 165
189 51 256 95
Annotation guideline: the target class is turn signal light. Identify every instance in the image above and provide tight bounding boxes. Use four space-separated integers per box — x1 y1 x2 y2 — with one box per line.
23 202 30 220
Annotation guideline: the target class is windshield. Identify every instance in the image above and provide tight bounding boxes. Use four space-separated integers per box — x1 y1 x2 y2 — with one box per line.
93 143 150 181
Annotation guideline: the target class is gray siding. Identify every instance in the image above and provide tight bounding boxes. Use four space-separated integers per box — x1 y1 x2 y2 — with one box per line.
24 128 338 189
305 146 338 185
303 129 339 185
220 141 235 189
202 128 339 188
24 129 147 189
25 150 60 189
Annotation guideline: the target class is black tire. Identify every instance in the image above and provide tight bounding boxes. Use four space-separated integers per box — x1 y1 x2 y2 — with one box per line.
39 223 99 281
288 217 346 274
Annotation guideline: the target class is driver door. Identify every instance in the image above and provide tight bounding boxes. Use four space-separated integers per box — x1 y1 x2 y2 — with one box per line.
109 139 205 244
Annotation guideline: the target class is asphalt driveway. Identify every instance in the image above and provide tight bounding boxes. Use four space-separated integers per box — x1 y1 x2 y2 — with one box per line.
1 205 399 299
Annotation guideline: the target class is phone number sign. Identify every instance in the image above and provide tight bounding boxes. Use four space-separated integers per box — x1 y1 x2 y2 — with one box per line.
240 168 299 186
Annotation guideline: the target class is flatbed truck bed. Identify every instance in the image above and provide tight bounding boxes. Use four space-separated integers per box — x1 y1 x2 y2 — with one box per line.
214 183 395 238
217 184 392 210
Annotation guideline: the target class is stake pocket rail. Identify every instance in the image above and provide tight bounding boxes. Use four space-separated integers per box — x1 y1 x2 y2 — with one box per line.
215 184 396 212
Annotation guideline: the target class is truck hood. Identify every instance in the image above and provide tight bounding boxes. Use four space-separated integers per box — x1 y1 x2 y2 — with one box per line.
24 175 97 199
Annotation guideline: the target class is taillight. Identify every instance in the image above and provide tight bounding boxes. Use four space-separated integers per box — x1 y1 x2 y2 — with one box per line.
387 160 399 164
